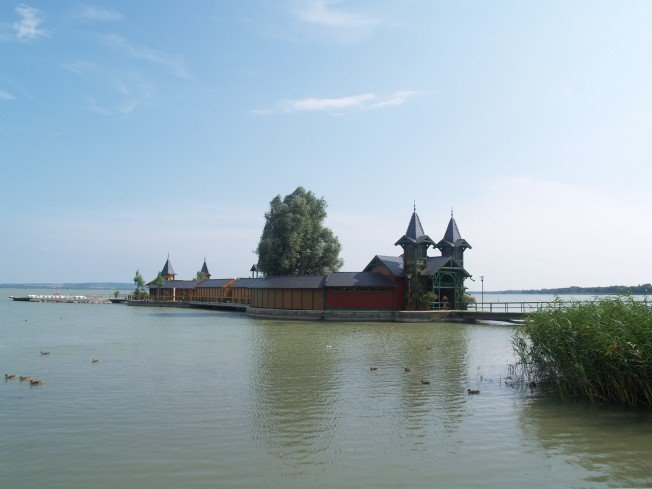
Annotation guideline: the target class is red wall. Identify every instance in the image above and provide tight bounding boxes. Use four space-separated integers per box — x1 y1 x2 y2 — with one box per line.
326 288 399 310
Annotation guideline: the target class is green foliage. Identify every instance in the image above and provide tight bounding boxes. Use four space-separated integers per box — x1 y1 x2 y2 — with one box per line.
513 297 652 408
422 291 438 303
113 290 120 298
133 270 148 299
195 271 208 281
256 187 343 276
154 272 165 287
501 283 652 295
463 293 476 303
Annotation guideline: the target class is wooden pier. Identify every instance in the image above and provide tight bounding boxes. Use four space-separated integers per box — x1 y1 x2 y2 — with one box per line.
10 295 110 304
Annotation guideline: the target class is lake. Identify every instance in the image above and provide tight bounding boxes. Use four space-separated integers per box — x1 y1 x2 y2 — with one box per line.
1 288 650 488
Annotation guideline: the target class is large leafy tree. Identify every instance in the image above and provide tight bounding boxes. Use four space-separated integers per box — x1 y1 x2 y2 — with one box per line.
256 187 343 276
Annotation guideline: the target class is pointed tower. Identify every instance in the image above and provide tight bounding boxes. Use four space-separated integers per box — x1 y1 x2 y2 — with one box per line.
161 255 176 281
199 258 211 279
395 206 435 310
435 211 472 267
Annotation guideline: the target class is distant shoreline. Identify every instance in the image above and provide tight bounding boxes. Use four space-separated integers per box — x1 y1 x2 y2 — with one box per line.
469 284 651 295
0 283 132 290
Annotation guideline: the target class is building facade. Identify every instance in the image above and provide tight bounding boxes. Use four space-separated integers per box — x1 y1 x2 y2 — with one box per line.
145 209 471 311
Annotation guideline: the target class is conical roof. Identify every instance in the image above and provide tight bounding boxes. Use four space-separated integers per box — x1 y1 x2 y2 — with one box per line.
161 256 175 276
443 217 462 244
200 259 210 276
406 211 426 240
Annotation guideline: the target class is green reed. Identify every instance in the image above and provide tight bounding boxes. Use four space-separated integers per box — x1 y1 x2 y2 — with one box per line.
513 297 652 408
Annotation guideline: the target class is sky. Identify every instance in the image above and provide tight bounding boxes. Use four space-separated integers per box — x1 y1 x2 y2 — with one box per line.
1 1 651 290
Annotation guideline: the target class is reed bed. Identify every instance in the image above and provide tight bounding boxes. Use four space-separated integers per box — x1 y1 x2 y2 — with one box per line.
513 297 652 408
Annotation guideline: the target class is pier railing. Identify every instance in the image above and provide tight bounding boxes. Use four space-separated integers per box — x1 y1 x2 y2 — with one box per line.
462 301 561 313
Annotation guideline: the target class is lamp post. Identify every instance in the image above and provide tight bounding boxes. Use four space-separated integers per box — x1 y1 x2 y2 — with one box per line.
406 273 412 311
480 275 484 309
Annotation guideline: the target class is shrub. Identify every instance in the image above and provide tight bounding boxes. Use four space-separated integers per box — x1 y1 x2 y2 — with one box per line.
513 297 652 408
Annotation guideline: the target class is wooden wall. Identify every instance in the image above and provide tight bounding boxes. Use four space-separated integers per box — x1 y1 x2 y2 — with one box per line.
250 288 325 310
326 288 398 310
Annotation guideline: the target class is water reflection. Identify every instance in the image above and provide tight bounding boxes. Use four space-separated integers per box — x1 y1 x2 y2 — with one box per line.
247 321 474 466
519 398 652 487
248 320 339 472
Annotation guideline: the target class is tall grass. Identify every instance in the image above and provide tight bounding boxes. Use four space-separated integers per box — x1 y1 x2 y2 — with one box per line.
513 297 652 408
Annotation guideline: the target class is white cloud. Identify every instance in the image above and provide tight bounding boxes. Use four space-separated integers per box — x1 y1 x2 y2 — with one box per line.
14 5 48 41
293 0 382 42
61 59 154 116
77 6 122 22
87 96 138 116
0 90 16 100
104 34 192 79
255 90 424 115
297 0 379 29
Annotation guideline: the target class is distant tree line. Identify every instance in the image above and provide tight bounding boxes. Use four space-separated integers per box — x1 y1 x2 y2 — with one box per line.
496 284 652 295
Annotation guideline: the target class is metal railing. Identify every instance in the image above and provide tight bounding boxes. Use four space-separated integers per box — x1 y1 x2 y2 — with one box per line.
462 301 562 313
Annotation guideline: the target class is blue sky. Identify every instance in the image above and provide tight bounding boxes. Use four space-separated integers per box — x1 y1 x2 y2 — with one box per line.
1 1 651 289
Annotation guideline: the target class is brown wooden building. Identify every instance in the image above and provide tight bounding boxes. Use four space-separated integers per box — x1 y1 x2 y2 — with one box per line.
195 278 236 301
249 272 397 310
231 278 263 303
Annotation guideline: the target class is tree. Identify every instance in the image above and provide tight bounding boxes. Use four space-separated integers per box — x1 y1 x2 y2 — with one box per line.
154 272 165 288
195 271 208 281
256 187 343 276
113 290 120 299
133 270 146 299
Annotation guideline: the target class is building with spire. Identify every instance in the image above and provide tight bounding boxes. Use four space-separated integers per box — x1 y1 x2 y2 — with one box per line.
250 207 472 312
364 208 471 310
199 259 211 279
161 255 176 281
142 207 471 312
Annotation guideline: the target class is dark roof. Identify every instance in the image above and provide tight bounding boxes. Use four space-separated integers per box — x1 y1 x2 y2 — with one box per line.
161 257 175 276
425 256 471 277
196 278 233 288
250 275 326 289
250 264 259 272
425 256 453 275
406 211 426 240
200 260 210 276
368 255 404 276
232 277 264 288
325 272 395 288
395 211 435 246
149 280 196 290
442 217 462 244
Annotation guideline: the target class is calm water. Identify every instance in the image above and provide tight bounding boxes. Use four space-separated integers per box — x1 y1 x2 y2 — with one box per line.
1 288 650 488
